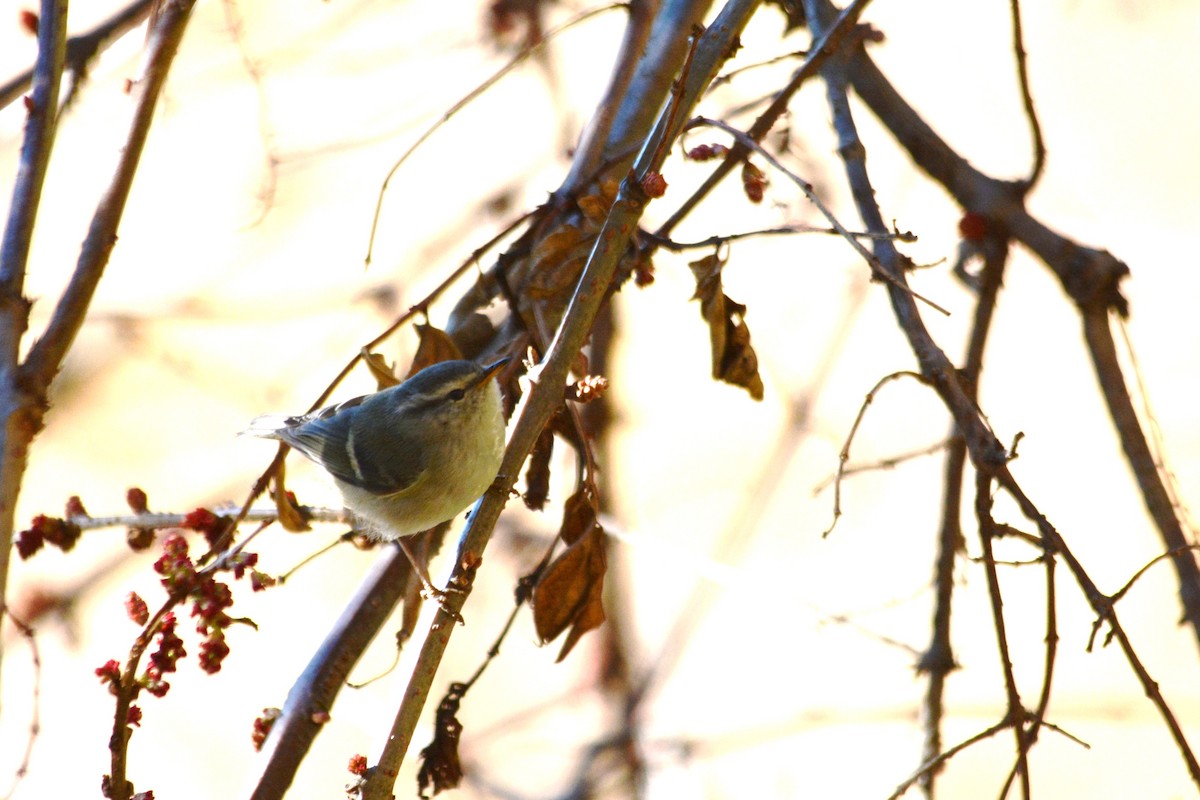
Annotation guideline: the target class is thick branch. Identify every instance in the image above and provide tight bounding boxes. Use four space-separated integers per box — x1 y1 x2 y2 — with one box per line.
0 0 68 688
1080 308 1200 642
250 546 411 800
361 2 763 796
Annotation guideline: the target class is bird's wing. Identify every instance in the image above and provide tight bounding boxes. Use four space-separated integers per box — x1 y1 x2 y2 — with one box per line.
276 396 427 497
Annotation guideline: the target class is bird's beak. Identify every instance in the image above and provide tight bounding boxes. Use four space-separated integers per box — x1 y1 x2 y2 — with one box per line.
479 357 509 385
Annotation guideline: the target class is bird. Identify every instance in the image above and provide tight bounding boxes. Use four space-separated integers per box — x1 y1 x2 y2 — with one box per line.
243 358 509 549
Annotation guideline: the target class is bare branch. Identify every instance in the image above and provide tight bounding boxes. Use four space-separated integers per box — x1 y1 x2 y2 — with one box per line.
360 3 764 796
1008 0 1046 188
0 0 154 111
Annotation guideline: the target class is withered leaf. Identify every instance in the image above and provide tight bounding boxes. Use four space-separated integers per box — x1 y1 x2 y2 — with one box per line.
271 464 310 533
407 323 463 378
416 683 466 798
689 253 765 400
523 420 555 512
528 224 590 298
532 525 607 662
576 179 619 225
559 485 597 546
360 349 400 389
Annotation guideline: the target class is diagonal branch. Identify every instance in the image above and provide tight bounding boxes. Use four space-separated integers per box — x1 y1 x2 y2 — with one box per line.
815 0 1200 651
360 2 764 796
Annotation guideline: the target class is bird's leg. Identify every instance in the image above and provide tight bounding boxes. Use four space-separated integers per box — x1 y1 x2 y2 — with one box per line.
396 536 465 625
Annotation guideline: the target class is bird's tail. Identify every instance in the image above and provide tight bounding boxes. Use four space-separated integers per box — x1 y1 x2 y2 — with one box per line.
239 414 296 439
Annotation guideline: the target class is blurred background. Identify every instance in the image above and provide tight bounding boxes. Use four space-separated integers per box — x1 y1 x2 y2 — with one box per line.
1 1 1198 797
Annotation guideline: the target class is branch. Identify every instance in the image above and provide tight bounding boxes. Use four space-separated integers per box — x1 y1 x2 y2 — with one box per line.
1008 0 1046 188
364 3 625 266
250 546 412 800
0 0 68 680
360 2 764 796
0 0 154 111
917 220 1010 795
1080 307 1200 648
655 0 874 238
974 472 1032 798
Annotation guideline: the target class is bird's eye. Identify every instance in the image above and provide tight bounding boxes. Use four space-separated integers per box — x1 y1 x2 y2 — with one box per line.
448 388 466 401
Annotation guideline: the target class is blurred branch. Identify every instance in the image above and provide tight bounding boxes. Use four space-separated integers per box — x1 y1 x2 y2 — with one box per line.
251 545 412 800
0 0 155 111
0 0 68 687
1008 0 1046 188
559 0 658 195
0 609 40 800
917 232 1009 797
365 3 624 266
0 1 197 790
974 472 1032 798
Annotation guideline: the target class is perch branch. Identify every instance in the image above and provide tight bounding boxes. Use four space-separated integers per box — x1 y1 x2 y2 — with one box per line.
360 2 764 796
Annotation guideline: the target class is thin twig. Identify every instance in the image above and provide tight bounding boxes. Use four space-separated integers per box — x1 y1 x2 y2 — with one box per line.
683 116 951 317
708 47 808 91
1008 0 1046 189
822 370 926 537
365 3 625 266
644 223 915 252
656 0 875 237
974 472 1032 799
1111 545 1200 605
1 610 40 800
810 436 949 495
888 720 1009 800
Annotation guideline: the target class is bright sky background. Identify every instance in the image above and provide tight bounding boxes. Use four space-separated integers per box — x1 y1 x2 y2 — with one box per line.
0 1 1198 798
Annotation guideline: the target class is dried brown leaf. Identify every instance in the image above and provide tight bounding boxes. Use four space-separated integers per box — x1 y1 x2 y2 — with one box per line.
523 421 555 511
559 486 597 546
416 683 466 797
532 524 607 662
689 253 765 400
530 226 587 273
407 323 463 378
360 349 400 389
576 179 620 225
272 464 310 533
533 488 607 661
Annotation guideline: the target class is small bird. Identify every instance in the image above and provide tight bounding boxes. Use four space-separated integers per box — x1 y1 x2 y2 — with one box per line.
243 358 509 542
